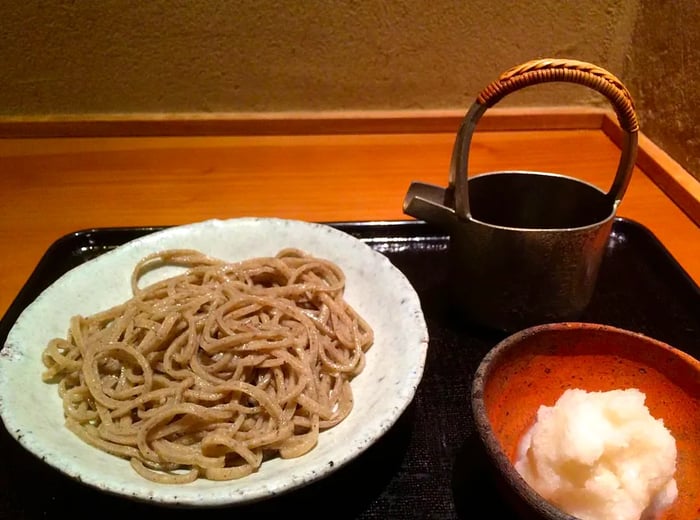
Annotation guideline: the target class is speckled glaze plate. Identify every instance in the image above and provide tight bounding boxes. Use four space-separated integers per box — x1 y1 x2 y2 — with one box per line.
0 217 429 507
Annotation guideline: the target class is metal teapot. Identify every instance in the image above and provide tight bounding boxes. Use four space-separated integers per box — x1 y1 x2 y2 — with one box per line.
403 59 638 332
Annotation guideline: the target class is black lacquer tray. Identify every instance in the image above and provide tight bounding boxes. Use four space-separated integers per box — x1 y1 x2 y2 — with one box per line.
0 218 698 519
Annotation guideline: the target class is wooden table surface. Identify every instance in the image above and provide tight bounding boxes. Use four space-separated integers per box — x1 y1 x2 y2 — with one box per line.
1 128 699 319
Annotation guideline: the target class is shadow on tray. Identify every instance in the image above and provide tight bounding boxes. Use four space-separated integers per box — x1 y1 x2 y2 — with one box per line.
452 430 519 518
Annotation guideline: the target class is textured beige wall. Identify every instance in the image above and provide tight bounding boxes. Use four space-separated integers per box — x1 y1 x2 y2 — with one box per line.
624 0 700 181
1 0 698 180
1 0 637 113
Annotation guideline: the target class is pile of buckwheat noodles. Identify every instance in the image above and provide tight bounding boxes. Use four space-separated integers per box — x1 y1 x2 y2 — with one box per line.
41 248 374 484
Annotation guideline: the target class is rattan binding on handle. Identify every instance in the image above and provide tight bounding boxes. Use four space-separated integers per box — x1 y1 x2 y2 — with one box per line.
476 58 638 133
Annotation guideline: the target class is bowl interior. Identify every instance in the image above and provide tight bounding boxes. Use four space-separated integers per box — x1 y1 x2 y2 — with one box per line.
475 323 699 520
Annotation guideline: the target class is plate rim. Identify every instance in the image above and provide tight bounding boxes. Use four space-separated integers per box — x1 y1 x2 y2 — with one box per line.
0 216 429 507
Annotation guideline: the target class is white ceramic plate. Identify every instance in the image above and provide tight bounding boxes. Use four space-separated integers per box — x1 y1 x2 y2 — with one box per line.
0 217 428 507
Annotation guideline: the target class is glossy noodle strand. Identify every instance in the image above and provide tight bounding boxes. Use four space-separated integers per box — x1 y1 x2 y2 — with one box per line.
41 248 374 483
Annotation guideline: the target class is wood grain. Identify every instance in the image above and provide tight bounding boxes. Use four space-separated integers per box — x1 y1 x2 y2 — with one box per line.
1 127 698 319
602 113 700 225
0 107 606 138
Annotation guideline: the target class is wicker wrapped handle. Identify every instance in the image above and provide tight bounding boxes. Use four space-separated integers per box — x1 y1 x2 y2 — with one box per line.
477 58 638 132
448 58 639 220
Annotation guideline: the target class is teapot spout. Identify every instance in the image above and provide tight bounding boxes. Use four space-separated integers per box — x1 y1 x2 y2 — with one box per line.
403 182 457 229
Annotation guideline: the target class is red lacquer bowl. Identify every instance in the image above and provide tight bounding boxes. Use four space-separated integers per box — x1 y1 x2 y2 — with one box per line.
471 322 699 520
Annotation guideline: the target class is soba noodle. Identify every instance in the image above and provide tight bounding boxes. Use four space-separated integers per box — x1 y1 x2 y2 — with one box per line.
41 248 374 483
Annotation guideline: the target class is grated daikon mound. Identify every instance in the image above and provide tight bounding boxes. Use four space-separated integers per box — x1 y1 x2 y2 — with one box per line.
515 388 677 520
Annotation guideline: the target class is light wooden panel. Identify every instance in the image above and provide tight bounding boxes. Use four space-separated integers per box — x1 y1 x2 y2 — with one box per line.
1 127 698 319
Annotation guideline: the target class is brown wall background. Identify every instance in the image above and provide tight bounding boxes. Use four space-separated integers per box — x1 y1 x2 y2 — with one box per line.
625 0 700 180
1 0 697 179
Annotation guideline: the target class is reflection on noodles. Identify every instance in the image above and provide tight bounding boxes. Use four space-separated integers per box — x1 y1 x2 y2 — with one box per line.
41 248 374 483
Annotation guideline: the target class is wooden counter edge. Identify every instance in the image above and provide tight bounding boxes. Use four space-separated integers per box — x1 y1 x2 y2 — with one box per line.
1 107 698 225
0 107 605 137
601 114 700 227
